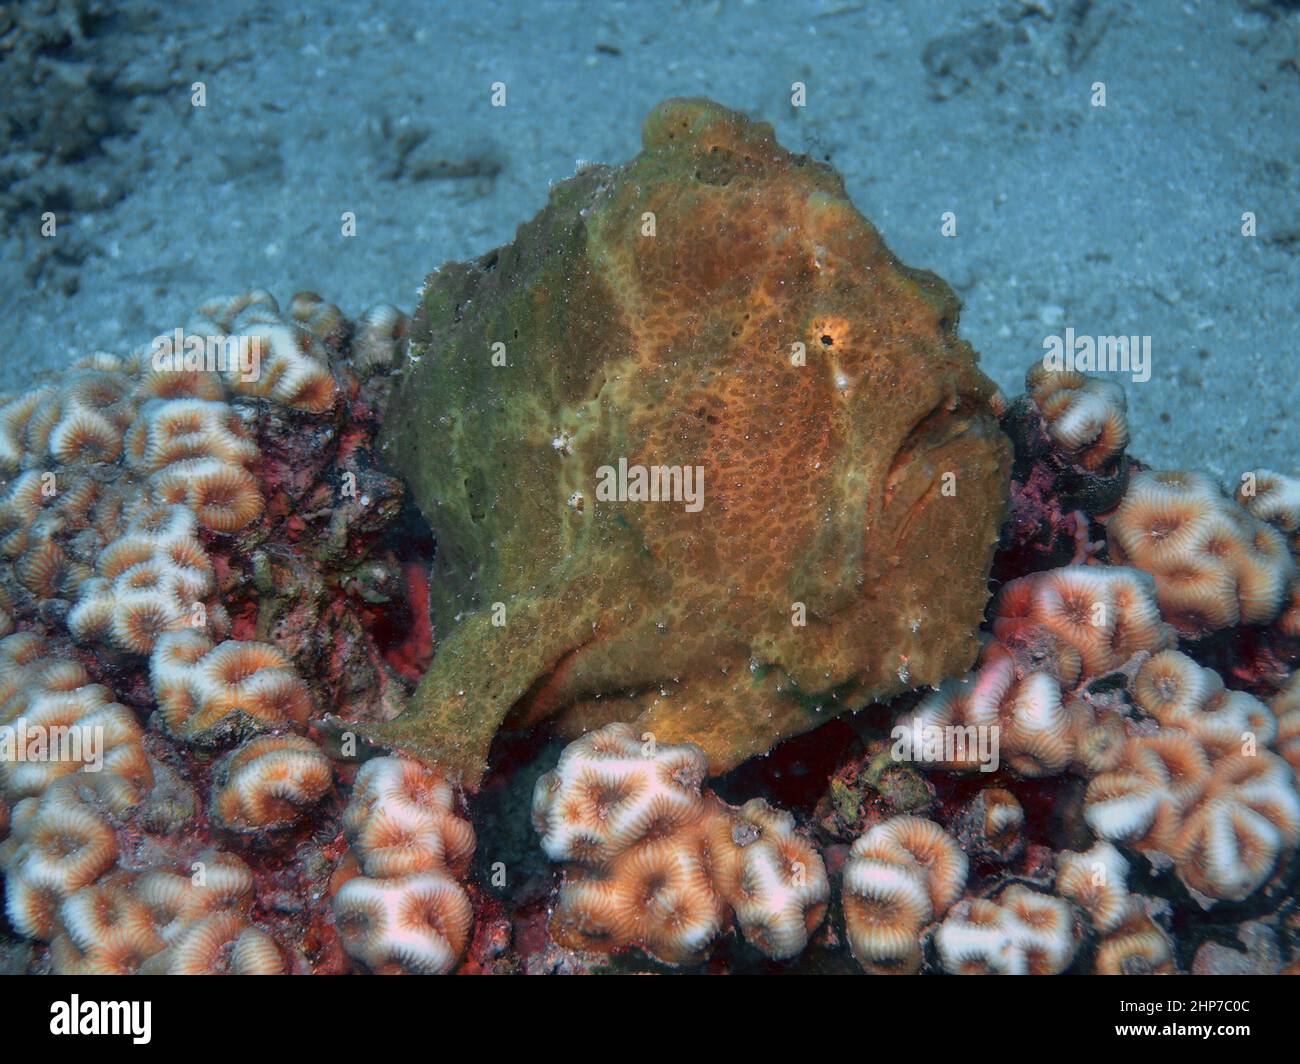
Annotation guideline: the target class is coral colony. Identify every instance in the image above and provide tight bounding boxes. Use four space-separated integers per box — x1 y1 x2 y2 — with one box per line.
1 98 1298 976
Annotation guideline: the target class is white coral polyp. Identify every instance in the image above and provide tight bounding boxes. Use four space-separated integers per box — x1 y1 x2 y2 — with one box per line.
333 756 476 974
532 722 707 864
936 886 1078 975
533 723 827 965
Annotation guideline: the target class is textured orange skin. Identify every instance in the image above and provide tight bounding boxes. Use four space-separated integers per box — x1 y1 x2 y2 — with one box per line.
359 98 1011 788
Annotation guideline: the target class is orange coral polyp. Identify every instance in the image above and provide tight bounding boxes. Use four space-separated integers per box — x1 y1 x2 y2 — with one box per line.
149 630 313 742
161 912 286 975
343 757 475 880
48 407 123 466
1086 725 1300 901
1094 900 1175 975
333 873 473 975
332 756 478 974
935 885 1079 975
152 457 264 532
212 734 332 832
534 724 828 965
842 815 967 975
1108 469 1296 636
1026 364 1129 471
993 565 1173 683
127 398 259 474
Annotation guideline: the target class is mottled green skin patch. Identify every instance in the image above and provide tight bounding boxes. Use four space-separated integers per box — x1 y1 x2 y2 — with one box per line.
359 98 1010 787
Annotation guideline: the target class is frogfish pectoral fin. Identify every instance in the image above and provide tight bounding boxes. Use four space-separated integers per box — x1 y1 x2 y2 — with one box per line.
346 599 593 789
